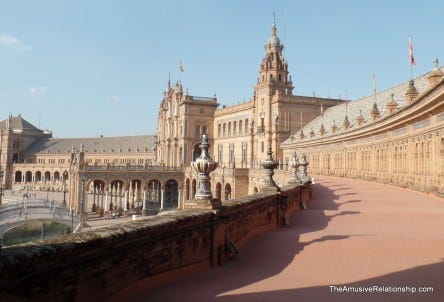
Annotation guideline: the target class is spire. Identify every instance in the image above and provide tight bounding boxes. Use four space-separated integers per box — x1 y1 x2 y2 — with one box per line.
257 19 292 95
405 79 419 104
343 115 350 129
356 110 365 126
386 93 398 114
428 58 443 86
371 103 380 120
266 19 282 50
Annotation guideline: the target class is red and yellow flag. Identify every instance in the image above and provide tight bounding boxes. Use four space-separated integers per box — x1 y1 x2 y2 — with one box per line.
409 36 416 65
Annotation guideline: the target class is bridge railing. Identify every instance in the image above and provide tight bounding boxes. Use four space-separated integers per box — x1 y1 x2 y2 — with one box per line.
0 199 78 226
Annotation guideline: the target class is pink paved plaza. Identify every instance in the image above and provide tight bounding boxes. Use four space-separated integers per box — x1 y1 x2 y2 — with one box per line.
134 176 444 302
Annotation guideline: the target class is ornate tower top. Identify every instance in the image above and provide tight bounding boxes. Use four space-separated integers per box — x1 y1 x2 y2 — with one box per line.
265 20 283 51
257 20 293 96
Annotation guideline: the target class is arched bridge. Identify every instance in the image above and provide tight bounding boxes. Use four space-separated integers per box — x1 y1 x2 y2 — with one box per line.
0 199 78 240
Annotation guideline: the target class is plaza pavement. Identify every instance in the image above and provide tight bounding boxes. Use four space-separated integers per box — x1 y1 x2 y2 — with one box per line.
133 175 444 302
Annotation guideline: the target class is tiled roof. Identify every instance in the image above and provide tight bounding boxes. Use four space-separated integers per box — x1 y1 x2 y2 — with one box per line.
0 115 44 133
24 135 157 155
282 68 443 145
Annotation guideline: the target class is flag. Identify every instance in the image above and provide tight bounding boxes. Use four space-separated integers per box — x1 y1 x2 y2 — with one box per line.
409 36 416 65
179 60 184 72
372 72 376 94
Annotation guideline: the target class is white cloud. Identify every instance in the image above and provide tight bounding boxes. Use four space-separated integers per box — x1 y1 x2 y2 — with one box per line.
106 95 121 103
29 86 48 96
0 33 32 51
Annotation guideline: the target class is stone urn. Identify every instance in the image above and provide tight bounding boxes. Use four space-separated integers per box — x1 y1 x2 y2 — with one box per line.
191 134 218 200
289 151 301 185
261 146 279 189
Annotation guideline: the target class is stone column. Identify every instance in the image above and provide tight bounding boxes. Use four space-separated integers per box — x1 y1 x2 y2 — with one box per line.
142 190 147 216
124 190 128 211
160 189 164 211
177 189 181 209
105 190 109 214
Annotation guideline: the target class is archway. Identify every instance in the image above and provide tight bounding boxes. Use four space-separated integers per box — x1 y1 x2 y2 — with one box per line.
54 171 60 182
216 182 222 200
15 171 22 183
62 171 69 182
25 171 32 183
147 179 161 203
164 179 178 208
224 183 232 200
110 180 124 211
130 179 142 209
185 178 190 200
191 179 197 199
44 171 51 182
35 171 42 182
254 187 258 193
89 180 105 212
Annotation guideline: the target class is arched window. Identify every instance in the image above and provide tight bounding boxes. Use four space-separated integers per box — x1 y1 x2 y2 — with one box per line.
218 124 221 137
15 171 22 183
239 120 243 134
233 121 237 135
228 122 232 136
185 178 190 201
216 182 222 200
191 179 197 199
245 119 249 133
224 183 232 200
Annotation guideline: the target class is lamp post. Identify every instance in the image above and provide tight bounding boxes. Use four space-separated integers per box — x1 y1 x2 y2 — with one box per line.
63 185 66 206
0 170 3 205
62 171 68 206
81 178 85 220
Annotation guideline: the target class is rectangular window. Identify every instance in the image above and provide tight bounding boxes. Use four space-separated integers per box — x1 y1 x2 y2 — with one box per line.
202 126 208 135
195 125 200 138
261 142 264 153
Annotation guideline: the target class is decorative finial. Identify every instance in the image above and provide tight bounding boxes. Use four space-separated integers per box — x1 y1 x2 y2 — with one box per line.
434 58 439 69
273 12 276 26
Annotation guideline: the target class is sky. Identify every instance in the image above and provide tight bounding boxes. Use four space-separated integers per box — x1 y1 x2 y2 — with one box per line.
1 0 443 138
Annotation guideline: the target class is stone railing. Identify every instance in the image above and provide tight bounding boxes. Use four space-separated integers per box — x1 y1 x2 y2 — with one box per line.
0 183 311 301
84 164 182 172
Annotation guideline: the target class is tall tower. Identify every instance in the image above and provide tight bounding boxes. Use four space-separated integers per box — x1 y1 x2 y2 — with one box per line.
256 21 293 96
254 21 293 163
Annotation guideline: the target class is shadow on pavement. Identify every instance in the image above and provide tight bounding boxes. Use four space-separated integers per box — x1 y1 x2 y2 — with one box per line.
215 260 444 302
139 178 362 302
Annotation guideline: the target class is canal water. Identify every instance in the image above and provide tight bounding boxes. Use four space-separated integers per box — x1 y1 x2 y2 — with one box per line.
2 220 71 247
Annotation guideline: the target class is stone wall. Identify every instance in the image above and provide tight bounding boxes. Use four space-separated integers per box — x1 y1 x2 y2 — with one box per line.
0 184 311 301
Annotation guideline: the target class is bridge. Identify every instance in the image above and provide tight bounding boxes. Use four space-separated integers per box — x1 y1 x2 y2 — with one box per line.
0 199 78 242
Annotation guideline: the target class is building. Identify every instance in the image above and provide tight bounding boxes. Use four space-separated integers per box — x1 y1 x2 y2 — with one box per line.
157 22 342 200
9 21 430 213
281 63 444 195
